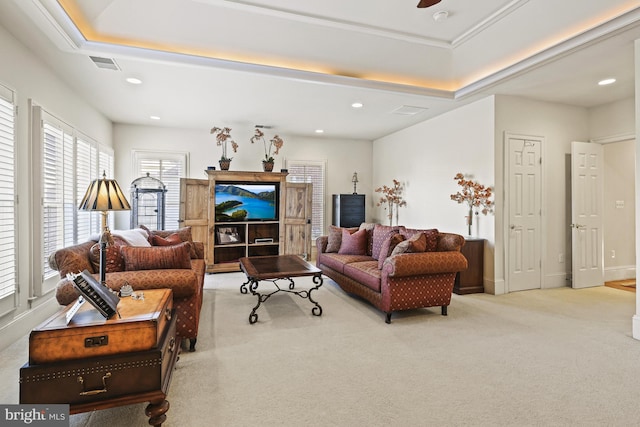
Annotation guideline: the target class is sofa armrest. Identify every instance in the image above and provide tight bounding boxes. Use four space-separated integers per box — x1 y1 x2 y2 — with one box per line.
382 251 468 277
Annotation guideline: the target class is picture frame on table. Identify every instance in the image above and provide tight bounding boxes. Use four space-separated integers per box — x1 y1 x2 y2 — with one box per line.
216 226 242 244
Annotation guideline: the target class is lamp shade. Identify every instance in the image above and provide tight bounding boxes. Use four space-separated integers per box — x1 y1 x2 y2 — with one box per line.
79 172 131 212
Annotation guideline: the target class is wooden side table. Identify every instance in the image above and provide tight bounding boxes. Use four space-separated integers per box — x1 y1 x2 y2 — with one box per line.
454 238 485 294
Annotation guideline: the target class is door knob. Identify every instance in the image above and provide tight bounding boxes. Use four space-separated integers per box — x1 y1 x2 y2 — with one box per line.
570 223 586 229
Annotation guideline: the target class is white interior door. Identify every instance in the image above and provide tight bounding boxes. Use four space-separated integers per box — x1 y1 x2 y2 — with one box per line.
571 141 604 288
507 136 542 292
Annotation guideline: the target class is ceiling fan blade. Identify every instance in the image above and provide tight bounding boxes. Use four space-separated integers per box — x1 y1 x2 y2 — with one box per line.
417 0 442 8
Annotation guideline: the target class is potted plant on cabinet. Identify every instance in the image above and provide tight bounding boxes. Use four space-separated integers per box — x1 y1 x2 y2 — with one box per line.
210 126 238 170
250 128 284 172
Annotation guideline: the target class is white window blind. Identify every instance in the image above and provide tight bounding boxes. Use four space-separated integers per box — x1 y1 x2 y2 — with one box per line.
285 160 325 240
0 85 16 301
133 151 188 230
37 106 114 295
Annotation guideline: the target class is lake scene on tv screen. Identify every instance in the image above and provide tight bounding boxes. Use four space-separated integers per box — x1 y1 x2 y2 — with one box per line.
215 184 276 221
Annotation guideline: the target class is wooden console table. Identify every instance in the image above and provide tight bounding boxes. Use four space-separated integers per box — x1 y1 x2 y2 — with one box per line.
454 238 485 294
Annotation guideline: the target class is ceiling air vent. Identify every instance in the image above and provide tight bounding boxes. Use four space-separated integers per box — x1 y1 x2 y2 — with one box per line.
89 56 120 71
391 105 428 116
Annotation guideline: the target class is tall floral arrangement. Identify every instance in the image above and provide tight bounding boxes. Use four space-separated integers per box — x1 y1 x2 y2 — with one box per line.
250 128 284 163
450 173 494 235
210 126 238 161
375 179 406 226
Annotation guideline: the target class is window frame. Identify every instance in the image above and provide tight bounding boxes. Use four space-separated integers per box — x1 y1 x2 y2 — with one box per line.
131 150 189 231
31 105 113 297
0 83 17 315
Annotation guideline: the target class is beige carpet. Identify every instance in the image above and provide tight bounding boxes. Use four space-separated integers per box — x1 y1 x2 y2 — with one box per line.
1 273 639 427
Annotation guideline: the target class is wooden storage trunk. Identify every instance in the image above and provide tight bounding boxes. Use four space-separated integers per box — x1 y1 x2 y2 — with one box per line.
29 289 173 364
20 313 177 407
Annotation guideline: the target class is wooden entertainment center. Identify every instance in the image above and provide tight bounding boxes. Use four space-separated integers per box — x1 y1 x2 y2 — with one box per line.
179 170 312 273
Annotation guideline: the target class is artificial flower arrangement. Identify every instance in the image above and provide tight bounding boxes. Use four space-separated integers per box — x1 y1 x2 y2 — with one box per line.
375 179 407 226
450 173 494 235
210 126 238 162
250 128 284 164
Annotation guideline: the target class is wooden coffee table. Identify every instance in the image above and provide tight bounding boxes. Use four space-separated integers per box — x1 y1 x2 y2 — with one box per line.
239 255 324 324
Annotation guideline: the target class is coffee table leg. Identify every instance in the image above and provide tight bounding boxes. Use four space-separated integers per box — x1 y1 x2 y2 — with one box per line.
249 280 261 324
308 274 323 316
145 399 169 427
240 278 251 294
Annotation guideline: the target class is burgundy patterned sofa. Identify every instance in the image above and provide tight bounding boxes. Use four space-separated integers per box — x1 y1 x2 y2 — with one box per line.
316 223 468 323
49 227 205 351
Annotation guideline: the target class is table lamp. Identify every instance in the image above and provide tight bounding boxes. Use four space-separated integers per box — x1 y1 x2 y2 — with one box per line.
78 171 131 285
352 172 359 194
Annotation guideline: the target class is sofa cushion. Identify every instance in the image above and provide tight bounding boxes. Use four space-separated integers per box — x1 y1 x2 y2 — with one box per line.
343 261 381 292
326 225 358 253
402 228 439 252
377 233 405 269
338 228 367 255
318 253 373 274
371 224 401 260
121 242 192 271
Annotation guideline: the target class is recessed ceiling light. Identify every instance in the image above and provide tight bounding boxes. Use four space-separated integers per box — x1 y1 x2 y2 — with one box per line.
126 77 143 85
150 115 160 120
351 102 364 109
598 78 616 86
315 129 324 134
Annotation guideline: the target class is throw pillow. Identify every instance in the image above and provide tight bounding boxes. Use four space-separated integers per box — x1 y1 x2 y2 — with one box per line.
402 228 439 252
338 228 367 255
371 224 400 260
151 233 182 246
141 225 197 258
111 228 151 247
326 225 343 253
88 236 128 273
121 241 192 271
390 240 411 256
377 233 405 269
359 223 376 256
408 232 428 253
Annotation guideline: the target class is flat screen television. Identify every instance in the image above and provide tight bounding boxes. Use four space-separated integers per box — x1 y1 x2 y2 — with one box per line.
214 182 279 222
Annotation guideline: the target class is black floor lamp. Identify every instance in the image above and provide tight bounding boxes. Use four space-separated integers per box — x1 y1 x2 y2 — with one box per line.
78 171 131 286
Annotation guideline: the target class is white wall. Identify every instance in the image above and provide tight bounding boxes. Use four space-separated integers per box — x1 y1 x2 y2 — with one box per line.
113 124 373 232
603 140 636 280
0 25 113 350
373 96 496 285
589 97 635 141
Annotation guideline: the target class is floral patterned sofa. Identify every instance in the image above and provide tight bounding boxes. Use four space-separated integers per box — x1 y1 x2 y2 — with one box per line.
316 223 468 323
49 227 205 351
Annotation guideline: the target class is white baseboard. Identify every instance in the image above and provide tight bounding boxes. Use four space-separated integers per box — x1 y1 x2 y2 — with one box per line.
544 272 568 288
0 297 59 352
604 265 636 282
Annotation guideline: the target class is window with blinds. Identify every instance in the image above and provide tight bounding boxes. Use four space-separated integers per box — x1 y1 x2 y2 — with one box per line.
0 85 16 302
132 151 188 230
36 106 113 295
285 160 325 239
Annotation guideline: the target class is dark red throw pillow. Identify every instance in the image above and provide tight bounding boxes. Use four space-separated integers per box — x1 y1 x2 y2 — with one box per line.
151 233 182 246
338 228 367 255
